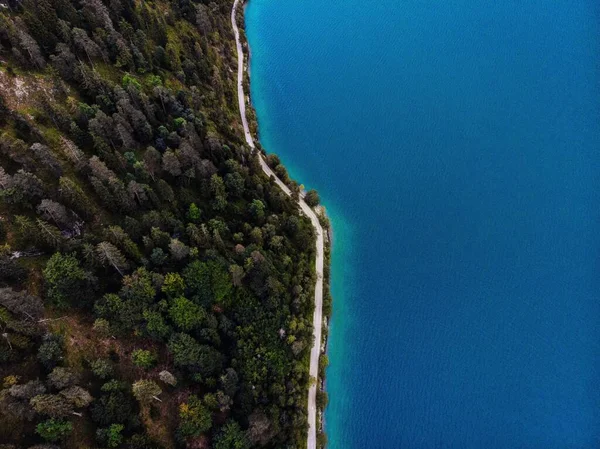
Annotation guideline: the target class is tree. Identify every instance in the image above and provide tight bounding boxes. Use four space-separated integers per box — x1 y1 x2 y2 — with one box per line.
16 27 46 68
59 177 92 217
219 368 239 398
150 248 168 266
229 264 244 287
30 394 73 418
0 166 13 191
60 386 93 408
131 349 156 369
51 43 78 80
72 27 104 67
215 390 232 412
247 410 274 446
9 380 46 400
143 310 171 341
249 199 265 220
162 150 181 176
88 156 116 182
214 421 249 449
161 273 185 298
120 268 155 304
37 200 71 229
183 260 232 305
43 253 90 309
143 147 162 181
225 172 245 197
132 380 161 403
169 239 189 261
90 358 113 379
168 333 222 377
59 138 86 170
210 174 227 211
36 219 63 249
177 395 211 438
158 370 176 386
11 170 44 204
0 95 9 125
168 296 205 332
35 418 73 442
48 368 77 390
0 288 43 319
96 423 124 448
92 319 111 338
187 203 201 222
90 383 134 426
37 334 64 369
195 4 212 34
96 242 128 276
304 189 320 207
30 144 62 177
316 390 328 409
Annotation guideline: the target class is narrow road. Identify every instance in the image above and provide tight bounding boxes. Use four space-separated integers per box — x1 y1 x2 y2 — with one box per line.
231 1 325 447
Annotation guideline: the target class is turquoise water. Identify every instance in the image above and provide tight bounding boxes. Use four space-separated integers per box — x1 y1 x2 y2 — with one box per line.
245 0 600 447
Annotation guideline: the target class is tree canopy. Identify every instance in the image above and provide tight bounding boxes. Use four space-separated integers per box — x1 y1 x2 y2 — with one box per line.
0 0 322 447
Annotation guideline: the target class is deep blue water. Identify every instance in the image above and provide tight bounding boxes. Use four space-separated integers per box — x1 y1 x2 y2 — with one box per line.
245 0 600 447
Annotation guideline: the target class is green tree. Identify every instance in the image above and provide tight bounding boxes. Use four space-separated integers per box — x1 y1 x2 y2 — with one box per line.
36 418 73 442
97 423 124 448
91 358 114 379
187 202 201 222
183 260 232 305
168 333 222 376
131 349 157 369
162 273 185 298
249 199 265 220
143 310 171 341
304 189 320 207
214 421 249 449
43 253 89 308
177 394 211 438
210 174 227 211
37 334 64 369
90 383 134 426
168 296 205 331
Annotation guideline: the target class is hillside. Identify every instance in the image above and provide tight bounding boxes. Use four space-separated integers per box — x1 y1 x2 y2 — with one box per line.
0 1 318 448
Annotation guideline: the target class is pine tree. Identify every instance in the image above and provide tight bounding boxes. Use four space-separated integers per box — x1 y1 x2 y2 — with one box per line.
95 242 128 276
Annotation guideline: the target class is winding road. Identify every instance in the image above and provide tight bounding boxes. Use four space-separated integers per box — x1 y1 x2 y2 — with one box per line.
231 1 325 447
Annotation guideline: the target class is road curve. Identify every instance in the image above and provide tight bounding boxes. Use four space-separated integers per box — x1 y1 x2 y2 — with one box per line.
231 1 324 448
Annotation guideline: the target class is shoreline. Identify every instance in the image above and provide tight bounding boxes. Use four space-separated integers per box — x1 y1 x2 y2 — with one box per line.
231 1 332 448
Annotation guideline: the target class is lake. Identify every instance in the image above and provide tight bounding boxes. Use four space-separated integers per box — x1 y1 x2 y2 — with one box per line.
245 0 600 447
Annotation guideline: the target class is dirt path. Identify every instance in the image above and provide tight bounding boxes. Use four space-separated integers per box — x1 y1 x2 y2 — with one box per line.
231 2 325 447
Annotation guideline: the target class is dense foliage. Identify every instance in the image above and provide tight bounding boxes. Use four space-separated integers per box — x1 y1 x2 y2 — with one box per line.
0 1 318 447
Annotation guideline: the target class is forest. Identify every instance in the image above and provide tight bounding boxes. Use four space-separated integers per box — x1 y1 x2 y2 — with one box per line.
0 0 323 448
